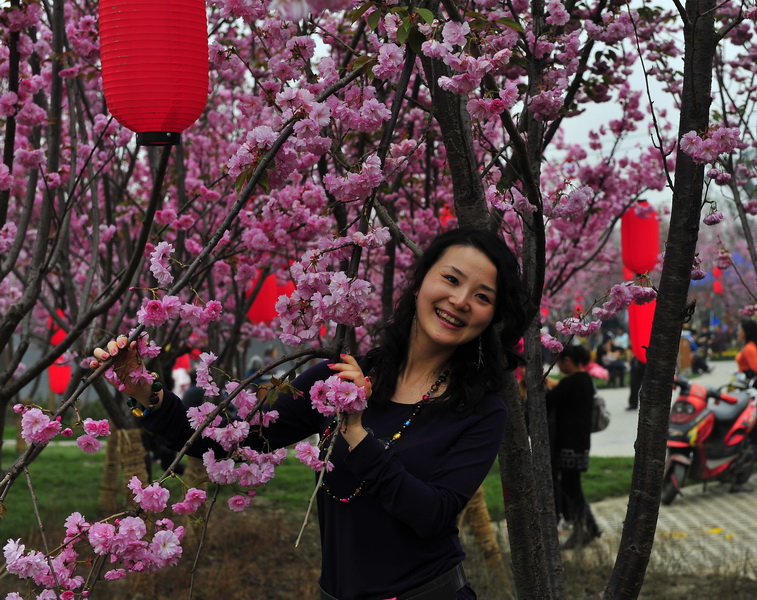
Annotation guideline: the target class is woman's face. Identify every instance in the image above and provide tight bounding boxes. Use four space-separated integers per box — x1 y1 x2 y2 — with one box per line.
413 245 498 353
738 325 745 342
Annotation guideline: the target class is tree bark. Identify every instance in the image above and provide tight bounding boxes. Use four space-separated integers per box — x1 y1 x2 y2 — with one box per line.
499 372 553 599
605 2 717 598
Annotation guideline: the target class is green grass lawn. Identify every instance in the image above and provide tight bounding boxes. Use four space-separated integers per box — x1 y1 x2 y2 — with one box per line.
1 431 633 538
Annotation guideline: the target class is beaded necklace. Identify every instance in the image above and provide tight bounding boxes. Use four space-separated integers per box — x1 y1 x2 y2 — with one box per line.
319 369 450 503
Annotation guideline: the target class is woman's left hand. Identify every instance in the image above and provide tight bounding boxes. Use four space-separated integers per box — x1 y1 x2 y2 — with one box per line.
329 354 372 449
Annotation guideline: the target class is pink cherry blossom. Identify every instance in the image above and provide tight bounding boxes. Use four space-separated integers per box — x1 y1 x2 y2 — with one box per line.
76 434 102 454
202 450 238 485
295 441 333 473
128 476 170 512
136 298 170 327
82 418 111 437
228 494 253 512
20 408 61 445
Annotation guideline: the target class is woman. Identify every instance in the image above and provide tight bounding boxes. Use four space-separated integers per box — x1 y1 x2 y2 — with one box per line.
736 318 757 379
595 334 627 387
546 344 601 549
92 228 528 600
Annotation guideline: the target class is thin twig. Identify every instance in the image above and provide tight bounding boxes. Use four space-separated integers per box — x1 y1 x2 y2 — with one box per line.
188 484 221 600
24 467 62 593
295 416 342 548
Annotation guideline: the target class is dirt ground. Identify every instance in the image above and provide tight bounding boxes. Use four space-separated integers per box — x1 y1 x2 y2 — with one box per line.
3 503 757 599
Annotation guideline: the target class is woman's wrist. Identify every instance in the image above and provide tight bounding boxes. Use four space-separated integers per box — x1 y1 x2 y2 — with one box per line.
341 419 369 450
127 377 164 417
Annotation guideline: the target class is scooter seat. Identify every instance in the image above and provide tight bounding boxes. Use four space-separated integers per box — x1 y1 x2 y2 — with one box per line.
710 394 749 423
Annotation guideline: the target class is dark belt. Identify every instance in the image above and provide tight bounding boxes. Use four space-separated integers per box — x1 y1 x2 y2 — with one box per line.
319 563 467 600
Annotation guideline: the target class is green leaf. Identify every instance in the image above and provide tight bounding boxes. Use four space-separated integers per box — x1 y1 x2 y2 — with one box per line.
347 1 375 23
496 17 524 33
366 9 381 31
416 7 435 24
258 168 270 193
235 168 252 193
408 27 426 55
353 55 377 72
397 19 412 46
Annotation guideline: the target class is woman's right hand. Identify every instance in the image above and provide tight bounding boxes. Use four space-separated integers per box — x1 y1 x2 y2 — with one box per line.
90 334 155 406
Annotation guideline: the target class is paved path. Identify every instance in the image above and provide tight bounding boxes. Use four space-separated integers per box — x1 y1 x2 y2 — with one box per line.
585 366 757 576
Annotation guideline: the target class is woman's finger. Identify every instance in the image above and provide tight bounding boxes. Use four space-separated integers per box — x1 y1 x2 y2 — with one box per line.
107 339 119 356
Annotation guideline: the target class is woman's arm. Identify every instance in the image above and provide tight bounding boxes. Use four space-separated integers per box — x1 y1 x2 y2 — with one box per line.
141 361 333 457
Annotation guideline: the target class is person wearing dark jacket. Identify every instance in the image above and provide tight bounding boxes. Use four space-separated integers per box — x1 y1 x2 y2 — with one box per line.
546 344 601 549
92 228 529 600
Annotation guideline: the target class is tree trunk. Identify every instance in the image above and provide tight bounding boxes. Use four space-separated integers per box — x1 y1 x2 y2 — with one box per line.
419 1 489 229
605 2 717 598
500 373 553 599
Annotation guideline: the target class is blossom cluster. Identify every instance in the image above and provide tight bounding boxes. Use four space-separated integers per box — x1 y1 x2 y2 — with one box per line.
309 375 368 416
202 448 286 511
3 512 184 597
274 230 390 346
554 283 658 339
136 294 223 329
679 127 741 164
15 405 110 454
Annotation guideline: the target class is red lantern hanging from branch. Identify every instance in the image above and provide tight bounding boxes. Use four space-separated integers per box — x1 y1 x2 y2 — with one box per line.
621 200 660 275
99 0 209 146
628 299 656 363
48 312 71 395
247 275 295 324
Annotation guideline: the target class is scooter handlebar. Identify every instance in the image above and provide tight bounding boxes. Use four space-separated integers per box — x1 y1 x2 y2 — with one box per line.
673 377 738 404
714 391 739 404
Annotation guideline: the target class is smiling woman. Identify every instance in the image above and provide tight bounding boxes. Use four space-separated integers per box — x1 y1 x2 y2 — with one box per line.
93 228 530 600
413 245 498 356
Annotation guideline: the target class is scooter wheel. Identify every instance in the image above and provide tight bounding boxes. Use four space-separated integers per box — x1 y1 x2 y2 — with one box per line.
661 463 687 505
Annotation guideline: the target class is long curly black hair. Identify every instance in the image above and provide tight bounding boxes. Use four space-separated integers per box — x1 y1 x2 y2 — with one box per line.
363 227 530 416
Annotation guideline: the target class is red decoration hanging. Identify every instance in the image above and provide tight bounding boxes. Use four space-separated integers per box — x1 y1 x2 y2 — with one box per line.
173 353 191 371
99 0 209 146
48 311 71 395
628 299 656 363
621 200 660 275
713 280 723 295
247 275 295 324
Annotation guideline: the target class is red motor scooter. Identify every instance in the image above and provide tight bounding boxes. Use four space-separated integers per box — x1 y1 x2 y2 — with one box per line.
661 374 757 505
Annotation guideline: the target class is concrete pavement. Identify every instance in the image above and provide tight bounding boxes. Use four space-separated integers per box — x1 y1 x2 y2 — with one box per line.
585 365 757 577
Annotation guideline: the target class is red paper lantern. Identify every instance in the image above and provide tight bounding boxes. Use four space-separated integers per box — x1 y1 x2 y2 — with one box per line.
48 311 71 395
173 353 191 371
99 0 209 146
628 299 656 363
621 200 660 275
247 275 295 324
713 280 723 295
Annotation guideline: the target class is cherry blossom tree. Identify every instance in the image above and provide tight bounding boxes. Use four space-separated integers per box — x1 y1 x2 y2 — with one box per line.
2 0 757 598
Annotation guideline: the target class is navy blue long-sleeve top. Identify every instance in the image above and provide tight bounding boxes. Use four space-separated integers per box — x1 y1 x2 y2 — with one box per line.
141 360 507 600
